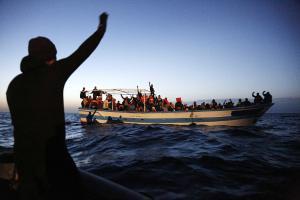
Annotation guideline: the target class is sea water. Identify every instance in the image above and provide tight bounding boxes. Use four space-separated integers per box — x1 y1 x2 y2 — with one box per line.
1 112 300 199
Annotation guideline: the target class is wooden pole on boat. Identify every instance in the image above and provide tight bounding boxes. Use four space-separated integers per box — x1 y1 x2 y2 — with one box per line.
143 93 146 112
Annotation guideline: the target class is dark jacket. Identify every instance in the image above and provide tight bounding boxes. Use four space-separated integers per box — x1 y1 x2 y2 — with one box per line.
6 27 105 199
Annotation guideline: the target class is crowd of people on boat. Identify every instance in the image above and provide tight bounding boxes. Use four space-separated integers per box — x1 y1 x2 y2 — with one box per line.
80 83 272 112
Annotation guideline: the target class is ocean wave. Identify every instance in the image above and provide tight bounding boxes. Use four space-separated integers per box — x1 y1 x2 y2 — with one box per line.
1 113 300 199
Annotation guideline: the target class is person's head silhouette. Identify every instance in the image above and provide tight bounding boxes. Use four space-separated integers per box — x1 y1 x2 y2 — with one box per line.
28 36 57 64
20 37 57 73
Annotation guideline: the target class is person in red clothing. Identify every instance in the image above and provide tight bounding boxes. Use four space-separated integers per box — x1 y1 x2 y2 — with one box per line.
6 12 108 200
175 97 184 111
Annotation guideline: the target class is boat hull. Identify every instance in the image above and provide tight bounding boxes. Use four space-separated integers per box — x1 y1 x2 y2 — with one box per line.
79 104 273 126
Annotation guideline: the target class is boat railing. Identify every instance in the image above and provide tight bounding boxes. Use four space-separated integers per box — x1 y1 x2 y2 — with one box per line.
78 103 273 113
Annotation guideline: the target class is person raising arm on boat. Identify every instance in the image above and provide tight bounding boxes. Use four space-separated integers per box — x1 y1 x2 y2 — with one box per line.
262 91 273 104
149 82 155 96
6 12 108 200
86 109 97 124
252 92 263 104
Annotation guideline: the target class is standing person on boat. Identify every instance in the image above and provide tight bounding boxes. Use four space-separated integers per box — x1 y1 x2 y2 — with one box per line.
262 91 272 104
149 81 155 96
91 86 100 100
6 12 108 200
136 85 142 99
252 92 263 104
80 87 87 99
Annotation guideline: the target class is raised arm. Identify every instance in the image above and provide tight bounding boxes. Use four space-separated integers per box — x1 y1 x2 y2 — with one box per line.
57 12 108 81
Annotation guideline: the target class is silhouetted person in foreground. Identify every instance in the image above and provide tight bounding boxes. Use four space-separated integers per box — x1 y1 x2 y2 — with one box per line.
6 12 108 200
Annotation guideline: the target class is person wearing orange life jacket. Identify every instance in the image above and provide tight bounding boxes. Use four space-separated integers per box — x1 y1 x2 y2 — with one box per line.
147 95 155 112
106 93 114 109
90 100 98 109
163 97 169 105
87 96 92 108
162 97 169 111
103 99 109 110
136 96 143 111
82 97 88 108
149 95 154 104
96 96 103 109
140 95 148 106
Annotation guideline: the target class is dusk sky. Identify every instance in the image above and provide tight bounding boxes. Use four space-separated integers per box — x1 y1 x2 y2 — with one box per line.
1 0 299 112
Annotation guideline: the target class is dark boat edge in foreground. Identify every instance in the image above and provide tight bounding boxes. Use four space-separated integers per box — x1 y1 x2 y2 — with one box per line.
0 151 151 200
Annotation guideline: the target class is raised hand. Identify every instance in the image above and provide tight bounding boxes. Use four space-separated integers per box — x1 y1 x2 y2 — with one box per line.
99 12 108 30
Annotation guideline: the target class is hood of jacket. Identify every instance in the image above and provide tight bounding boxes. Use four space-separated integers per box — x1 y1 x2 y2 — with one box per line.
20 56 45 73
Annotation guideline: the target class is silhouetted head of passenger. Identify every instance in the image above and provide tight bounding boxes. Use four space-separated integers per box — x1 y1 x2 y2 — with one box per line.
20 37 57 73
88 112 91 115
28 37 57 63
